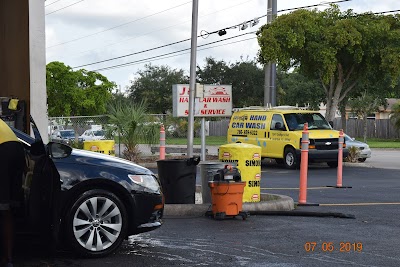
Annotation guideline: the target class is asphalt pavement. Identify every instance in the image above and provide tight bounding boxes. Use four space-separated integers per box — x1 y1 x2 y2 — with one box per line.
144 148 400 216
13 148 400 266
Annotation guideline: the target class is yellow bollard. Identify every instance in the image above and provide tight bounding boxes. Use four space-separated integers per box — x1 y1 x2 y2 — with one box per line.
218 143 261 203
83 140 115 156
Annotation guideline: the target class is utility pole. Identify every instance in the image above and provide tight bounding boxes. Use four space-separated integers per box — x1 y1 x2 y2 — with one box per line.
264 0 277 107
187 0 199 157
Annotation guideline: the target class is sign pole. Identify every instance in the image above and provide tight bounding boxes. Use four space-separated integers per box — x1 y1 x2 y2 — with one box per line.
187 0 199 157
201 117 206 161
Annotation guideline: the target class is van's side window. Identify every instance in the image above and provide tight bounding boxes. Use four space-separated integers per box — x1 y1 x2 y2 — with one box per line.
284 114 299 131
270 114 286 131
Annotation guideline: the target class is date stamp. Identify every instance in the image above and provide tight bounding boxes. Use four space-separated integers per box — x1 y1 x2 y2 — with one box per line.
304 242 363 252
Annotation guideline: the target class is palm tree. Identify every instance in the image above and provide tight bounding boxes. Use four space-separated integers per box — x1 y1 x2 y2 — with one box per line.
107 100 159 162
391 102 400 131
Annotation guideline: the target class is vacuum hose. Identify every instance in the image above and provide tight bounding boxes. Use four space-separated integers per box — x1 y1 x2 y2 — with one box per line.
248 210 356 219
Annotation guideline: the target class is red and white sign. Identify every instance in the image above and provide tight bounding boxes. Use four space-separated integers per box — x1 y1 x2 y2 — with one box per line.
252 194 259 200
223 152 231 159
172 84 232 117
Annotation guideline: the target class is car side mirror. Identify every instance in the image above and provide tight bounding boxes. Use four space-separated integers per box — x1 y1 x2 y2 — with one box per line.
48 142 72 159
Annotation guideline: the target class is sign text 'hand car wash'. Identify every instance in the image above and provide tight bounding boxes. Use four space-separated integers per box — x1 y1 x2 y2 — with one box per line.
172 84 232 117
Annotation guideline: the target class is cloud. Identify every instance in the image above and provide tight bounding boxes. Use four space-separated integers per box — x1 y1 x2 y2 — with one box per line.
45 0 400 88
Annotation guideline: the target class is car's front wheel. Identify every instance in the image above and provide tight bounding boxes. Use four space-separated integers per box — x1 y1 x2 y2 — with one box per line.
358 158 366 162
66 189 128 257
284 147 298 169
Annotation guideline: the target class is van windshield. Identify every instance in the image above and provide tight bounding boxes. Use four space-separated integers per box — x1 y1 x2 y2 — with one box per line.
284 113 332 131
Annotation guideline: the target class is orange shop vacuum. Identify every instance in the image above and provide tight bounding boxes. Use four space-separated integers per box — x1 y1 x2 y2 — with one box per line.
206 165 249 220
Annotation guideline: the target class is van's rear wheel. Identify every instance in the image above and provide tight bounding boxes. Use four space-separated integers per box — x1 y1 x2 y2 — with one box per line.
327 161 338 168
284 147 298 169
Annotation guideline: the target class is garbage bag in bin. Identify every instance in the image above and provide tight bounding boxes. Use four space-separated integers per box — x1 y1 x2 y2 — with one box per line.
156 157 200 204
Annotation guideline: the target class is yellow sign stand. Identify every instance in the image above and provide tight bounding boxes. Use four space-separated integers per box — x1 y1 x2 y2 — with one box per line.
83 140 115 156
219 143 261 202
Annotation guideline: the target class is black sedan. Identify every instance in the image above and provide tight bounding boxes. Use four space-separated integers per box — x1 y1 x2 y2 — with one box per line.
12 118 164 257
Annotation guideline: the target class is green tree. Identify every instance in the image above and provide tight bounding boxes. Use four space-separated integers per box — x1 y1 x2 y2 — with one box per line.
107 100 158 162
46 61 115 117
257 5 400 121
390 101 400 131
128 64 188 114
196 57 230 85
276 69 325 110
343 73 395 132
348 91 385 142
227 58 264 107
197 57 264 107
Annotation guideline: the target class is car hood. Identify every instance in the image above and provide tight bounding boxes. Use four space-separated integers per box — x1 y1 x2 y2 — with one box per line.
347 140 367 147
71 148 154 175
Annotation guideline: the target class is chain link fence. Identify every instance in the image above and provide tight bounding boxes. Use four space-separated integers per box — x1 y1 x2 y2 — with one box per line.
49 114 398 162
48 115 227 161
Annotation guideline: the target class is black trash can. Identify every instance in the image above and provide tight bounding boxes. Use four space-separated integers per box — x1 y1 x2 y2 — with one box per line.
156 157 200 204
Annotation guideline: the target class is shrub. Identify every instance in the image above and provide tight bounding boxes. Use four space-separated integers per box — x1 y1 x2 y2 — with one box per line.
345 146 360 163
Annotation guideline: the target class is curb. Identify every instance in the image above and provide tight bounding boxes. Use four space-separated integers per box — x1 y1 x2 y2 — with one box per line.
141 161 373 169
163 193 294 217
343 162 373 168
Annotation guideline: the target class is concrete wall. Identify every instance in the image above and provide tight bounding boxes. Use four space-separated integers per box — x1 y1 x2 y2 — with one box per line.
0 0 47 142
29 0 48 143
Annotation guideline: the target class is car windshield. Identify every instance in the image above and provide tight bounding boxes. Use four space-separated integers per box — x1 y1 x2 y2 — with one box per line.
60 130 75 137
344 134 352 141
284 113 332 130
93 130 104 136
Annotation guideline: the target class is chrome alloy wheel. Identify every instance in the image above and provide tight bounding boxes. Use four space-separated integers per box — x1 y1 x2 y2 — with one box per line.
285 152 295 167
72 196 123 251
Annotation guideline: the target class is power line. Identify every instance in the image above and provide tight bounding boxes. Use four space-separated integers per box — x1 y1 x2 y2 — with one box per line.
373 9 400 15
90 32 257 72
94 36 258 72
47 1 191 48
60 0 256 60
45 0 64 7
72 0 351 69
46 0 84 16
83 1 400 74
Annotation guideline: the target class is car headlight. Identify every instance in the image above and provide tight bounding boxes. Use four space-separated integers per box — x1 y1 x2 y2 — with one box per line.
128 174 160 193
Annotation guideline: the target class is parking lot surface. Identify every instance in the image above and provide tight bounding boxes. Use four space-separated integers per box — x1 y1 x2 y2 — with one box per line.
14 149 400 266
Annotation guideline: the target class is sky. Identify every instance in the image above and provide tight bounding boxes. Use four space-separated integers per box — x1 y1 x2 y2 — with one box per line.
44 0 400 92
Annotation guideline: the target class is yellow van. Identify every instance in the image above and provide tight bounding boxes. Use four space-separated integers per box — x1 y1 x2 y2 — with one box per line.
227 106 348 169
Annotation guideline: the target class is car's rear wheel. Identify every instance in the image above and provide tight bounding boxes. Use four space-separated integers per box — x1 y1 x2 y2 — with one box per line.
66 189 128 257
358 158 366 162
284 147 298 169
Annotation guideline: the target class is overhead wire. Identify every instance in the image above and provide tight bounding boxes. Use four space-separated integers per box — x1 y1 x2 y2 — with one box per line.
91 3 400 73
47 1 191 48
121 36 258 68
73 0 400 77
45 0 64 7
72 0 351 70
46 0 84 16
62 0 257 60
89 31 257 72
